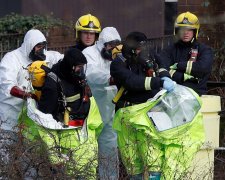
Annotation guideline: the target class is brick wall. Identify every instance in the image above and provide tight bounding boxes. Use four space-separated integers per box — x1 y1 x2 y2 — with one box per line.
178 0 208 14
46 26 75 52
177 0 225 47
47 27 75 47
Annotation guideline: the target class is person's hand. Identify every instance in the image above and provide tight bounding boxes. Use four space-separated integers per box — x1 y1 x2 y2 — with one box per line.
10 86 38 100
170 63 178 70
26 92 38 101
161 77 176 92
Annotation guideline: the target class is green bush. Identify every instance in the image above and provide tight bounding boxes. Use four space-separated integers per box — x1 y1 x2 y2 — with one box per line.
0 13 68 34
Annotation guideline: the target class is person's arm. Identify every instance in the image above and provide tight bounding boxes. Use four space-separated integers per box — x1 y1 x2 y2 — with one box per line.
158 46 178 79
0 53 26 97
84 51 111 86
110 58 162 91
154 53 171 78
45 51 64 68
158 44 212 83
38 77 58 114
10 86 37 100
176 45 213 79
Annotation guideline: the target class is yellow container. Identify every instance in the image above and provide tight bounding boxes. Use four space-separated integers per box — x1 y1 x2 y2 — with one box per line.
191 95 221 179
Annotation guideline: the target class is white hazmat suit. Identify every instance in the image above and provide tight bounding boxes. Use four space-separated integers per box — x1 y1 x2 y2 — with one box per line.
0 29 64 131
83 27 121 179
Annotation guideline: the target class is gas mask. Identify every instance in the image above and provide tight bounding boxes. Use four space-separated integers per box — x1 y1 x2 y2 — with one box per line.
101 40 121 61
71 65 86 82
29 42 47 61
101 48 113 60
136 45 149 63
122 40 148 64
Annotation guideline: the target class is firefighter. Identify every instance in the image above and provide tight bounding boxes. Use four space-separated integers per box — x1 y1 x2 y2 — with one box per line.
110 31 176 111
38 48 91 124
159 11 213 95
73 14 101 51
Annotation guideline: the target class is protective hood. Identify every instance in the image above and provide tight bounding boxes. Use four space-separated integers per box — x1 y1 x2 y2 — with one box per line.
97 27 121 50
56 48 87 82
20 29 46 57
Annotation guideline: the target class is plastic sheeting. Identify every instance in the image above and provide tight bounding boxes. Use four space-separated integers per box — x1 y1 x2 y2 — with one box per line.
19 97 103 178
148 86 201 131
113 85 205 179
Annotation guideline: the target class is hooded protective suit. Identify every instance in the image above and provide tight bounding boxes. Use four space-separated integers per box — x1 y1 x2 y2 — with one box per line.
82 27 121 179
0 29 64 131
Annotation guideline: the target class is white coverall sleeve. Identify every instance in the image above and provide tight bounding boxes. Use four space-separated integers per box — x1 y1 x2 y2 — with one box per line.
84 52 110 86
46 51 64 68
0 53 21 96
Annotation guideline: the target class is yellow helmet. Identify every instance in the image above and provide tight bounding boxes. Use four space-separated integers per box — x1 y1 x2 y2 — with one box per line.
112 44 123 60
28 61 47 88
75 14 101 38
28 61 49 101
174 11 200 39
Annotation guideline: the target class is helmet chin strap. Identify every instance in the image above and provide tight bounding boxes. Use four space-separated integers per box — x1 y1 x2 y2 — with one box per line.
191 37 195 43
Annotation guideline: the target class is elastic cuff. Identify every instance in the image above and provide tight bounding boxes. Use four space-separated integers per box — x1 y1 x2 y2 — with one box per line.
159 71 170 78
150 77 162 89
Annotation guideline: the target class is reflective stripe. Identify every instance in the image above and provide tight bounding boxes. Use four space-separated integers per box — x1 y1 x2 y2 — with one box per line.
47 72 58 82
145 77 152 90
112 86 125 104
169 69 176 77
186 61 193 75
186 61 190 74
159 68 167 73
65 94 80 103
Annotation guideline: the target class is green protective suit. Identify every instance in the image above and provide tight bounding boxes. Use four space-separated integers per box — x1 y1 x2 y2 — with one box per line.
19 97 103 178
113 85 205 179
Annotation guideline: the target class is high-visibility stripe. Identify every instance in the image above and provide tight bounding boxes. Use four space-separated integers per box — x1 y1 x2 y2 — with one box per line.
112 86 125 104
186 61 193 75
186 61 190 74
65 94 80 103
145 77 152 90
169 69 176 77
189 61 193 74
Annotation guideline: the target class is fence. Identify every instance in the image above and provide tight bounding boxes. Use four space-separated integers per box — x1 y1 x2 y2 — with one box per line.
0 33 24 59
0 33 174 60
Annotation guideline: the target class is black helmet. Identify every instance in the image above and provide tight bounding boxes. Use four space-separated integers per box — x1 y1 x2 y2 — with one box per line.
122 32 147 59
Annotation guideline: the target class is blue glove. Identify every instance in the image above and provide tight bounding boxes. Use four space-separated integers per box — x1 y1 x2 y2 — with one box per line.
161 77 176 92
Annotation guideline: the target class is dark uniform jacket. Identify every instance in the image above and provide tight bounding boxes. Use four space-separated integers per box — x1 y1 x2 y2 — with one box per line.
159 40 213 95
110 55 165 105
73 43 87 51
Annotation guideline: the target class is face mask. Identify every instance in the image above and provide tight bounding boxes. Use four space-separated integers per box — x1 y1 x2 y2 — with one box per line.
29 46 46 61
101 40 121 60
101 48 113 60
71 66 86 82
